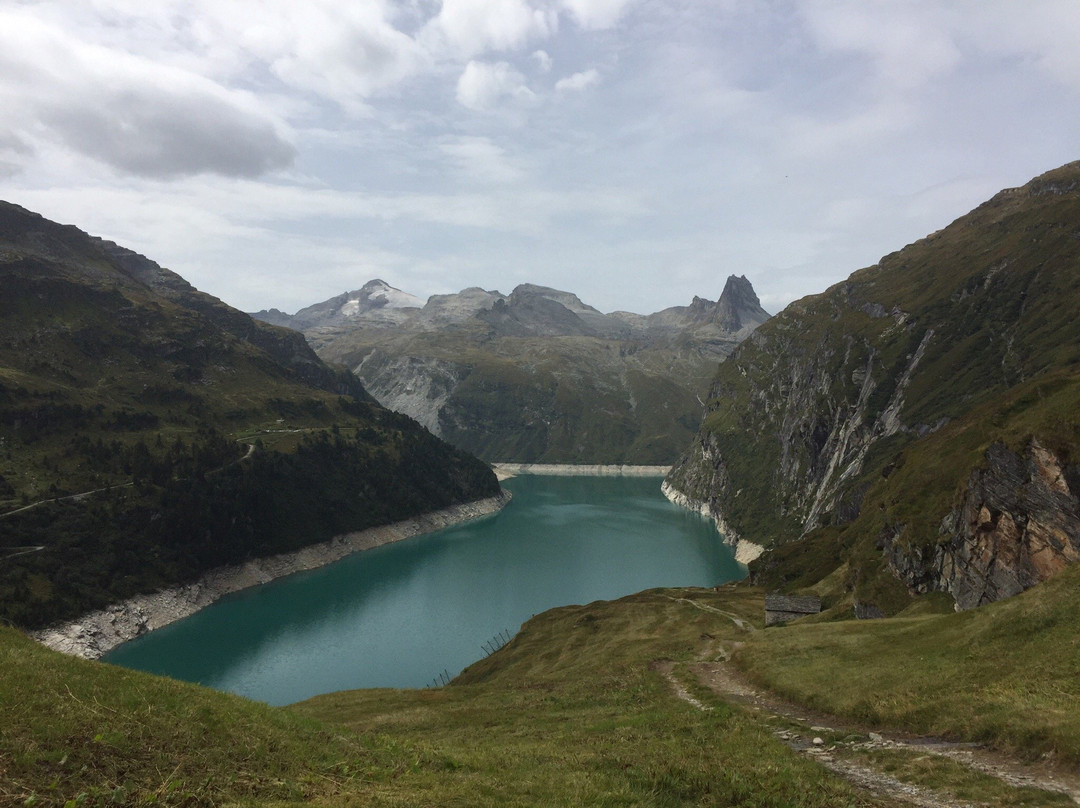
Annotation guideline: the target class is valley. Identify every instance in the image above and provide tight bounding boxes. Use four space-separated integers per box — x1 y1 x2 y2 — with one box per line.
7 3 1080 805
3 161 1080 807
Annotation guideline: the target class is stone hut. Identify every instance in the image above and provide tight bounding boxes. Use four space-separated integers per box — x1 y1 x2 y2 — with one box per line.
764 594 822 626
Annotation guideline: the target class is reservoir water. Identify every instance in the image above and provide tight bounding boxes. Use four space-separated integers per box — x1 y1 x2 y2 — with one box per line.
104 474 743 705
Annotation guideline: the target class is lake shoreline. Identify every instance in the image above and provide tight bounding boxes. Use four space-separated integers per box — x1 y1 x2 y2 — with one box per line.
493 463 671 480
493 464 762 563
32 491 512 660
660 481 765 565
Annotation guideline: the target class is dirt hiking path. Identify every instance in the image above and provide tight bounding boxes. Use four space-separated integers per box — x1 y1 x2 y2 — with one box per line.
658 596 1080 807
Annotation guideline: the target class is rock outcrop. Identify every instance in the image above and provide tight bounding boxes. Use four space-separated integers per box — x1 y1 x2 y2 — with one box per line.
888 441 1080 609
660 477 765 565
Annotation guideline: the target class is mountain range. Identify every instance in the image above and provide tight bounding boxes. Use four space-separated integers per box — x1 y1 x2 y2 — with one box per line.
253 275 770 463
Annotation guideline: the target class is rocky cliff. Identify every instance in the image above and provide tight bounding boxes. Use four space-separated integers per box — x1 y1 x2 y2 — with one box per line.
666 162 1080 612
888 439 1080 610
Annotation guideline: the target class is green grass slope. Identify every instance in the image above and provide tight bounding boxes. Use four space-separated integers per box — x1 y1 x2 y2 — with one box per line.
0 623 433 806
7 577 1078 806
735 562 1080 765
3 589 893 808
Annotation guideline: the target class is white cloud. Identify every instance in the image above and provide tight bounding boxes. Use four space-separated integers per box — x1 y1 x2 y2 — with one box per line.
422 0 557 59
555 68 600 92
561 0 637 30
256 2 428 110
799 2 961 90
456 60 534 110
439 136 526 183
0 10 294 178
798 1 1080 97
532 49 553 72
964 2 1080 92
29 1 428 110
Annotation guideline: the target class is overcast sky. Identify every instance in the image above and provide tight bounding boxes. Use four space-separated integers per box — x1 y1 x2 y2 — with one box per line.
2 1 1080 316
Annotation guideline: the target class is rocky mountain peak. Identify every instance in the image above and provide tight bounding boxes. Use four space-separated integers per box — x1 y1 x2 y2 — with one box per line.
478 285 598 337
673 294 721 326
341 279 422 316
509 283 601 317
715 274 770 334
419 287 506 325
719 274 761 308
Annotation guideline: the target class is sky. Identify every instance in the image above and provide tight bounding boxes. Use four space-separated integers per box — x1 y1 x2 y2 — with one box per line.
2 1 1080 317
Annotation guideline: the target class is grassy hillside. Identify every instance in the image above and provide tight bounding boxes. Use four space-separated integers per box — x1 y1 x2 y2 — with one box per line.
0 202 498 629
2 589 887 808
666 162 1080 613
6 577 1078 806
735 562 1080 764
0 623 427 806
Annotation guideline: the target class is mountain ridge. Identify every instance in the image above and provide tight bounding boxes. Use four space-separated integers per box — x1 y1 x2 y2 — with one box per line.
664 161 1080 615
254 274 769 339
253 274 770 464
0 201 499 629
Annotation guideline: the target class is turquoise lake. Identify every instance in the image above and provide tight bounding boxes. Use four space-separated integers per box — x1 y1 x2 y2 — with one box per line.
104 474 743 705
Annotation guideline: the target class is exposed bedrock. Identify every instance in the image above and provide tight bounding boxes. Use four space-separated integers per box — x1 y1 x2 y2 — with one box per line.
888 440 1080 609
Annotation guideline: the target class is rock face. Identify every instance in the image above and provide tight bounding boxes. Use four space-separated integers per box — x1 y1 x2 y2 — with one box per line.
764 593 822 626
660 477 765 564
255 275 770 464
889 441 1080 609
352 354 463 434
664 162 1080 611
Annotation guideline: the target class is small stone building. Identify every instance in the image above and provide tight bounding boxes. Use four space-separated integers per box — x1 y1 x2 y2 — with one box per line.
764 593 822 626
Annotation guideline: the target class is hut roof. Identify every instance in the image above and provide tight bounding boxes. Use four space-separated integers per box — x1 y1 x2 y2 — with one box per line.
764 594 821 614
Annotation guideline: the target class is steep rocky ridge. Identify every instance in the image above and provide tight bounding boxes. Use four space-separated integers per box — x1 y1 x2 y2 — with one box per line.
665 162 1080 612
255 275 770 463
0 201 499 629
